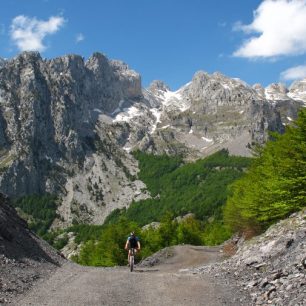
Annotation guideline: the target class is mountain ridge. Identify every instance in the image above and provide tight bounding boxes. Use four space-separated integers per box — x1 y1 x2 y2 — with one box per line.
0 51 305 226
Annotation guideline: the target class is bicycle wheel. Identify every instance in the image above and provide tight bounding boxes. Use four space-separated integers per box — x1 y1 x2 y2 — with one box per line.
130 255 134 272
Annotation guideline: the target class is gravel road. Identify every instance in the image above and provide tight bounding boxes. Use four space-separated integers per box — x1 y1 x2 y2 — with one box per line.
12 245 249 306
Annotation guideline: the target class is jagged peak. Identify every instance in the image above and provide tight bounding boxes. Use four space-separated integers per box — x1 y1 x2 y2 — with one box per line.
252 83 265 97
11 51 42 64
212 71 228 80
190 70 252 91
110 60 140 78
265 82 288 94
148 80 170 93
289 78 306 90
213 72 250 88
192 70 210 81
265 82 289 101
85 52 109 70
253 83 264 90
288 79 306 103
89 51 108 61
110 60 129 70
50 54 85 67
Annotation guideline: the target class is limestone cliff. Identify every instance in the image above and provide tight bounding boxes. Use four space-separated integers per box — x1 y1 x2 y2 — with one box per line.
0 51 304 226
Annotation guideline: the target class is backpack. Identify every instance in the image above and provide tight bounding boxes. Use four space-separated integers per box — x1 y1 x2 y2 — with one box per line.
129 236 138 248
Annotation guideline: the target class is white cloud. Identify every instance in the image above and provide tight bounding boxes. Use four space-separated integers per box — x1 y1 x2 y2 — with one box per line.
75 33 84 43
233 0 306 58
280 65 306 81
10 15 65 52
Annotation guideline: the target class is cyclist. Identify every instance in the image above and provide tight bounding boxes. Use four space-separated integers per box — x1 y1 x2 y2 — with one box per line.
124 231 141 265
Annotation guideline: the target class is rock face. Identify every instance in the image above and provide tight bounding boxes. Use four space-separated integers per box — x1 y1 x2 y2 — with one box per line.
0 51 148 226
132 72 289 157
0 51 305 226
0 193 64 303
288 79 306 103
265 83 289 100
193 209 306 306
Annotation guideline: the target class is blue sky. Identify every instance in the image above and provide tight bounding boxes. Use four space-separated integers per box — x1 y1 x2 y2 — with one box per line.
1 0 306 90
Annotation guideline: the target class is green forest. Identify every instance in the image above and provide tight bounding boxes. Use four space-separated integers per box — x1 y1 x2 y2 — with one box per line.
74 213 226 266
105 149 251 226
224 108 306 235
72 149 251 266
12 194 59 240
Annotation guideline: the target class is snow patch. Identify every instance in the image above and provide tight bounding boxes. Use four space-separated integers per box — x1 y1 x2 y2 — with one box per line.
113 106 141 123
265 88 289 101
150 108 162 123
123 146 132 153
222 83 231 90
181 81 192 89
150 108 162 134
163 90 183 103
161 89 190 112
111 100 125 115
201 136 213 142
288 91 306 103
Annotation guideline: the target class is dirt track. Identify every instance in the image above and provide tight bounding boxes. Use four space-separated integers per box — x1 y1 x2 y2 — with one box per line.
13 245 248 306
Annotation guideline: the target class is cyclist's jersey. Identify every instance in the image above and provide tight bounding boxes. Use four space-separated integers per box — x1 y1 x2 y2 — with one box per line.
127 236 139 248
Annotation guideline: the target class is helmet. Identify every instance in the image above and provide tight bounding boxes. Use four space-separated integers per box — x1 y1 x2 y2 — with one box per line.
130 231 135 236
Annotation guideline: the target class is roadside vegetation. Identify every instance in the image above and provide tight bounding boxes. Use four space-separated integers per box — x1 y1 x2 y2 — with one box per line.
224 108 306 235
74 214 200 266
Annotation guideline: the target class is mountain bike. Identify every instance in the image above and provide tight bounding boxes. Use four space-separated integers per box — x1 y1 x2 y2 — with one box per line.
129 248 135 272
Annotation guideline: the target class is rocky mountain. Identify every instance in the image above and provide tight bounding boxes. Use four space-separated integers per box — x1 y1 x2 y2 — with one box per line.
0 51 149 226
288 79 306 105
0 58 5 69
0 193 64 303
0 51 305 226
112 72 305 159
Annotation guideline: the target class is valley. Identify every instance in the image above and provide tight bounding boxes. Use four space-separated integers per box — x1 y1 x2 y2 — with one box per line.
1 50 306 305
0 51 305 229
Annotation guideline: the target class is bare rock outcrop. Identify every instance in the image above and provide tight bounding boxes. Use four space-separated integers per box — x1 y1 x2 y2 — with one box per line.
0 193 64 304
0 51 147 226
193 209 306 306
141 71 286 157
